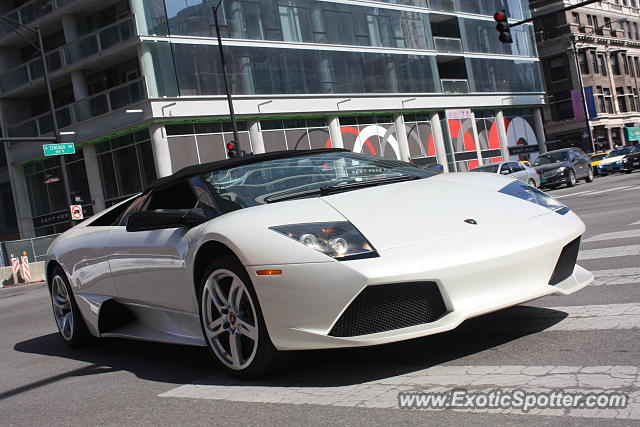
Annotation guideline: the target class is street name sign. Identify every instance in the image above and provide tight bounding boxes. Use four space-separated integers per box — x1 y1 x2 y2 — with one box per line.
43 143 75 156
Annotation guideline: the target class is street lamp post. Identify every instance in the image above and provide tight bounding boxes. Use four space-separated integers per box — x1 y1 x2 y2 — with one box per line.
570 18 627 153
212 0 241 148
0 16 73 209
570 36 595 152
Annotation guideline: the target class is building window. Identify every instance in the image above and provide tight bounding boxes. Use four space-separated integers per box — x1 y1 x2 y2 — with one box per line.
548 56 567 81
591 50 598 74
24 151 91 236
572 12 581 25
622 53 630 74
95 129 157 206
603 87 613 113
598 54 608 76
595 86 605 113
628 86 636 111
0 182 18 240
578 51 589 74
617 87 628 112
611 53 621 75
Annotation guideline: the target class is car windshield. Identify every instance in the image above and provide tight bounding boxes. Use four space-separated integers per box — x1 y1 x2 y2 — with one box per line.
199 151 435 210
534 151 570 165
471 164 499 173
606 147 633 157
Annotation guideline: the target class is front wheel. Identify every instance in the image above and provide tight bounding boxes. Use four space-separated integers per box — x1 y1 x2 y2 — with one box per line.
198 255 295 377
585 167 594 183
49 267 92 348
528 179 536 188
566 169 577 187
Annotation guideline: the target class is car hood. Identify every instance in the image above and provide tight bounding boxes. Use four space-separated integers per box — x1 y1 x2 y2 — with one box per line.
320 173 552 250
534 162 570 173
598 155 626 165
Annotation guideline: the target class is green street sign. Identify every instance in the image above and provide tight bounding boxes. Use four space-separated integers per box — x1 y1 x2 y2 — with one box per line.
43 143 75 156
624 126 640 142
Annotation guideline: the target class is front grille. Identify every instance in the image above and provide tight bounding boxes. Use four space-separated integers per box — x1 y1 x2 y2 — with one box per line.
548 237 581 286
328 282 447 337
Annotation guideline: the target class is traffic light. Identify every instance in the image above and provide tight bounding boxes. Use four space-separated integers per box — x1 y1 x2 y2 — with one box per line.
494 10 513 44
226 140 239 158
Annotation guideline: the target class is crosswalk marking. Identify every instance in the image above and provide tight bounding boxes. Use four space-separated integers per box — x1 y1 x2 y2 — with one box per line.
578 245 640 260
555 190 597 199
542 303 640 331
584 229 640 242
160 365 640 419
581 186 634 196
591 267 640 286
555 185 639 199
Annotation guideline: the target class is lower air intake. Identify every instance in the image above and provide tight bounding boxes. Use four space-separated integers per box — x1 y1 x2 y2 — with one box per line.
548 237 581 286
328 282 447 337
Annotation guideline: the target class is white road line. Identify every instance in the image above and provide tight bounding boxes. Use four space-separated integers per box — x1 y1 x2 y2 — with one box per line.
578 245 640 260
581 186 634 196
160 365 640 419
632 220 640 226
555 190 597 199
542 303 640 331
591 267 640 286
620 186 640 192
584 229 640 242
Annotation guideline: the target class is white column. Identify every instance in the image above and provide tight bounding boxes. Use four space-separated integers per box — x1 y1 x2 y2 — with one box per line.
150 123 172 177
469 111 484 166
61 15 79 42
328 116 343 148
533 108 547 154
429 112 449 173
393 113 411 162
247 119 265 154
6 162 35 238
138 44 159 98
82 145 105 213
130 0 148 35
495 110 511 161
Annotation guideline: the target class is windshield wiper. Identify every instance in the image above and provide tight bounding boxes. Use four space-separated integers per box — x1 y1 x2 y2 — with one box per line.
265 175 426 203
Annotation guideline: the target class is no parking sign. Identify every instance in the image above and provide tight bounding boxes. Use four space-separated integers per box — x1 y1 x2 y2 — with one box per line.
70 205 83 221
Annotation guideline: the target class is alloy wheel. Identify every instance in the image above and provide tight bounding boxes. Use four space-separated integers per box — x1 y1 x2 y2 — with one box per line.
51 276 74 341
201 269 259 370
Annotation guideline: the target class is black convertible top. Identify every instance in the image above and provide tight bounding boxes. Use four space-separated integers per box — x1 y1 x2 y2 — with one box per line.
146 148 348 191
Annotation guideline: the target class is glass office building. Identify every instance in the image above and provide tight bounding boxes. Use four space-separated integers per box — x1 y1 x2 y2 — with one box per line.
0 0 546 238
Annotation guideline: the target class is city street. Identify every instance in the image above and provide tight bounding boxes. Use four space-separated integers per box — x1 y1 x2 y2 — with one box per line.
1 171 639 426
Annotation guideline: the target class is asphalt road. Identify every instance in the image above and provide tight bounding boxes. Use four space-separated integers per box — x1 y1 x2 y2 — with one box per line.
1 171 639 426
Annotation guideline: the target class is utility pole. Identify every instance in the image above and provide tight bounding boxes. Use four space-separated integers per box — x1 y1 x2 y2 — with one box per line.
212 0 241 152
0 16 73 210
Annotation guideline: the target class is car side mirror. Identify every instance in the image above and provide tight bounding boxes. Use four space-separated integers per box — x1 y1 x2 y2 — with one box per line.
126 210 206 232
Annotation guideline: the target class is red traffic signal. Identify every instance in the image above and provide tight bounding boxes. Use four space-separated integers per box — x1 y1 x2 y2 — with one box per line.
226 141 239 158
493 10 513 44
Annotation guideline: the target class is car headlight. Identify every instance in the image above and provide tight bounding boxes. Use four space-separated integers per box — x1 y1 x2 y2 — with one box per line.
555 166 566 174
499 181 568 214
269 222 378 260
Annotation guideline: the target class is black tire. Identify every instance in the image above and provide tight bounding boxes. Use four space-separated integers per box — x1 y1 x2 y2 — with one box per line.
49 266 93 348
527 179 536 188
585 167 594 183
625 170 633 174
566 169 577 187
198 255 296 378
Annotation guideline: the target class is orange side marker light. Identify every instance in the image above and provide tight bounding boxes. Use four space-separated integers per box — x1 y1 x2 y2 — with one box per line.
256 269 282 276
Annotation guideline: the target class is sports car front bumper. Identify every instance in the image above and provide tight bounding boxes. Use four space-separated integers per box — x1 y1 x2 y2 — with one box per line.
247 210 592 351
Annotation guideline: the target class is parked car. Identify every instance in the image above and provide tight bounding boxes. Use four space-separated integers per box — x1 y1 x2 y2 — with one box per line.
45 148 592 377
471 161 540 188
596 146 636 175
533 148 593 188
621 145 640 174
589 151 612 175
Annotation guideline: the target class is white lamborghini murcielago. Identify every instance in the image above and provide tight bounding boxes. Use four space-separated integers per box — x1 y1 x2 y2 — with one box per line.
46 149 593 377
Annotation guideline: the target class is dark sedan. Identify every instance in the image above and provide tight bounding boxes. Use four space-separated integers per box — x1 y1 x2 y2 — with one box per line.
534 148 594 189
622 145 640 173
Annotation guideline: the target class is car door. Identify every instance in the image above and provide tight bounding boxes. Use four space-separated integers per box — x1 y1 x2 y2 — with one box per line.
105 179 201 312
571 150 586 177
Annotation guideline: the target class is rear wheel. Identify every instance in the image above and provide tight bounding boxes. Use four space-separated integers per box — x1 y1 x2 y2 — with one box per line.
49 267 92 348
528 179 536 187
198 255 295 377
566 169 577 187
585 167 594 183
